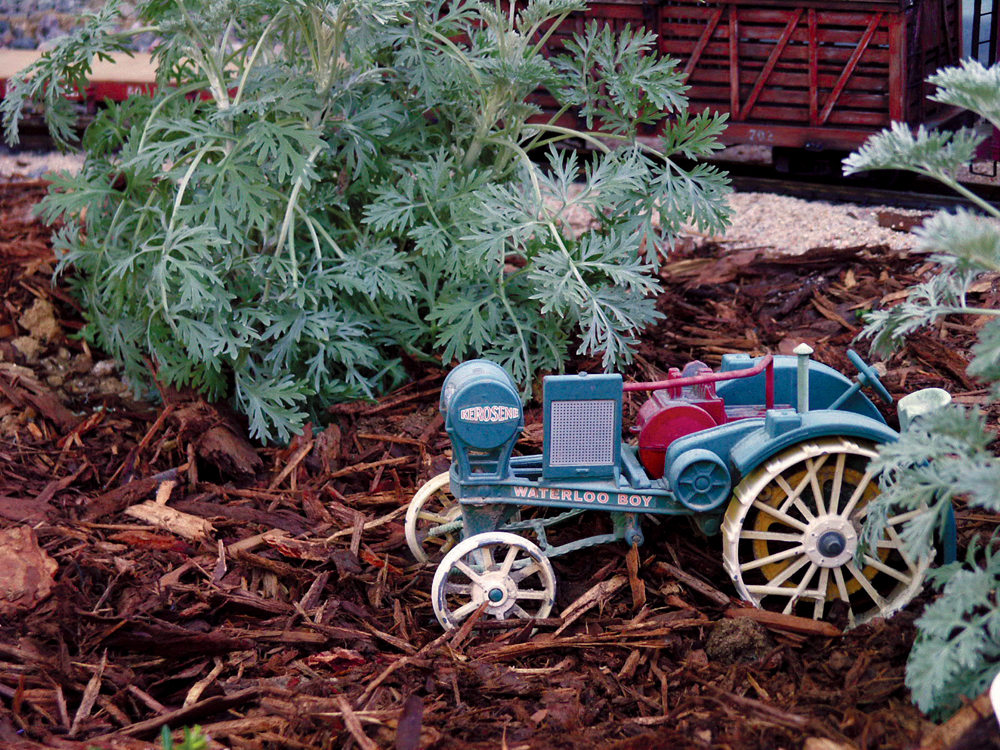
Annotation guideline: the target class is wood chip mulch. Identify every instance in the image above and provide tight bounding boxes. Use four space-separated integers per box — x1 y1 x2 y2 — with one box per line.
1 180 999 750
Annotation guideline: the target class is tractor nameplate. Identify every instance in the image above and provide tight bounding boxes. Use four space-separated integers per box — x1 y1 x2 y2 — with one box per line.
458 481 689 515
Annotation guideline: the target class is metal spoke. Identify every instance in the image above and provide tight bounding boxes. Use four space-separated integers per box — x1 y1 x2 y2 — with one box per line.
828 452 846 516
873 538 902 550
812 568 831 620
740 544 806 572
453 559 482 583
443 582 473 596
885 526 920 573
748 584 805 597
806 457 829 516
451 601 480 621
774 473 816 521
841 468 875 518
750 500 809 531
516 589 550 600
886 508 927 526
782 562 819 615
499 545 520 578
510 561 543 583
746 555 812 596
510 604 532 619
862 554 914 585
833 566 858 629
765 553 812 589
739 529 804 543
417 510 453 525
833 566 851 604
480 545 495 570
847 562 887 611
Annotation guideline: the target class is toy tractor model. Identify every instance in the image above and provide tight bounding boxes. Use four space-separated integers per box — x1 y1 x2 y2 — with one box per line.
405 347 952 631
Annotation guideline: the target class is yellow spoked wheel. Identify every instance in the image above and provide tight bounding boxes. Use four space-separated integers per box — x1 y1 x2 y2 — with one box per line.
721 437 929 628
405 472 462 564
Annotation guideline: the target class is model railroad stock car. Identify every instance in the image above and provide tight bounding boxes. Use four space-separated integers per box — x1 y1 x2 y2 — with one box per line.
529 0 992 171
1 0 998 166
405 348 955 631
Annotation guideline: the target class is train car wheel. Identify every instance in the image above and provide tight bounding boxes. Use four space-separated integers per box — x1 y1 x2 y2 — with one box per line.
721 437 930 628
431 532 556 631
405 472 462 563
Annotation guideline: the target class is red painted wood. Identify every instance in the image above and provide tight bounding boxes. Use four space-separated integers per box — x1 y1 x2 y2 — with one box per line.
809 9 819 124
660 39 892 64
888 14 905 121
819 13 884 123
686 69 889 91
735 9 804 119
680 7 724 78
729 7 741 119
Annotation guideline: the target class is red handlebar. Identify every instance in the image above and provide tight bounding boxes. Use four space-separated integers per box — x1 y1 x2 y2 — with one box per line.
623 354 775 410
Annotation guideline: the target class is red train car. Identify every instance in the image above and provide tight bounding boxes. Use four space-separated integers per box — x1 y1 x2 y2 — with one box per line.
536 0 968 164
0 0 991 169
0 50 156 109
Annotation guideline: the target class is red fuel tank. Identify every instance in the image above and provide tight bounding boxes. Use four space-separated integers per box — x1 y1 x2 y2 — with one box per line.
636 395 719 478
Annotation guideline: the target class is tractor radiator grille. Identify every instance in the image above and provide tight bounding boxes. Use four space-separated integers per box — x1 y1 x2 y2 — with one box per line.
548 400 616 466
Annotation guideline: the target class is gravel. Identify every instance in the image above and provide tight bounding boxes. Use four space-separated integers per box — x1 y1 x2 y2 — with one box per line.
707 192 923 254
0 0 107 49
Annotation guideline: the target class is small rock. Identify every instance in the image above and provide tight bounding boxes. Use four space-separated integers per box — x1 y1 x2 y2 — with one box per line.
0 527 58 615
11 336 43 362
705 617 775 666
18 298 61 343
91 359 117 377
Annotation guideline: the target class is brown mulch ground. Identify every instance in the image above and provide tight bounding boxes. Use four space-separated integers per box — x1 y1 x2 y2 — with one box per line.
1 180 999 750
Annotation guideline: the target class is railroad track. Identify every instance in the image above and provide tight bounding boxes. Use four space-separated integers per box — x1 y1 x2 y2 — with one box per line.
725 167 1000 213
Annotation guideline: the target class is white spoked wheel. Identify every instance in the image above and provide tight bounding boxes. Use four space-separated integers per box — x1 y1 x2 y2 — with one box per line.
431 532 557 631
722 437 930 629
405 472 463 564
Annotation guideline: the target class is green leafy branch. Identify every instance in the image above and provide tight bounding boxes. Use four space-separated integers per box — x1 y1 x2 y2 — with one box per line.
846 58 1000 718
4 0 732 441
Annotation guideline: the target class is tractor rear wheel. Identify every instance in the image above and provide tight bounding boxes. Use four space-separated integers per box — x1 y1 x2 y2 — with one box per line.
721 437 929 628
405 472 462 564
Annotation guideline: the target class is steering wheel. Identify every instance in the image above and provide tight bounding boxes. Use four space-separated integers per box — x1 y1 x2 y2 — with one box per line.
847 349 893 404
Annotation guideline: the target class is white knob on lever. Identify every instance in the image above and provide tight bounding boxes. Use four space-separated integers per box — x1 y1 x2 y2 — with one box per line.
793 343 814 414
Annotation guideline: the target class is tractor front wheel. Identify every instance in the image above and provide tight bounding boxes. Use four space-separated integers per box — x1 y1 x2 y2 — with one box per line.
431 532 557 631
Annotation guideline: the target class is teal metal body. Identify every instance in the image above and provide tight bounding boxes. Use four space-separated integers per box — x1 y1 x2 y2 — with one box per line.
425 350 959 632
442 352 900 556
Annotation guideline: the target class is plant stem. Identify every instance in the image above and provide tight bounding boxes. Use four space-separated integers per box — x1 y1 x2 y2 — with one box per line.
276 143 326 284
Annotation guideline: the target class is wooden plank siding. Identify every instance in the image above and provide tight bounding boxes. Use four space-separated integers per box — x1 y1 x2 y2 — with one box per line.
529 0 962 150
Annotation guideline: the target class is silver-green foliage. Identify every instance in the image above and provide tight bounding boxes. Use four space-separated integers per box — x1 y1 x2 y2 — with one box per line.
160 725 209 750
1 0 731 442
844 59 1000 719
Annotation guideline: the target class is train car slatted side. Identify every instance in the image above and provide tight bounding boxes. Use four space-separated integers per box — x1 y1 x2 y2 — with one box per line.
529 0 963 150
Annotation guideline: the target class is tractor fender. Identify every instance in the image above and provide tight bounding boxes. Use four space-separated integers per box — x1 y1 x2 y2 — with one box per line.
728 409 898 481
716 353 886 423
